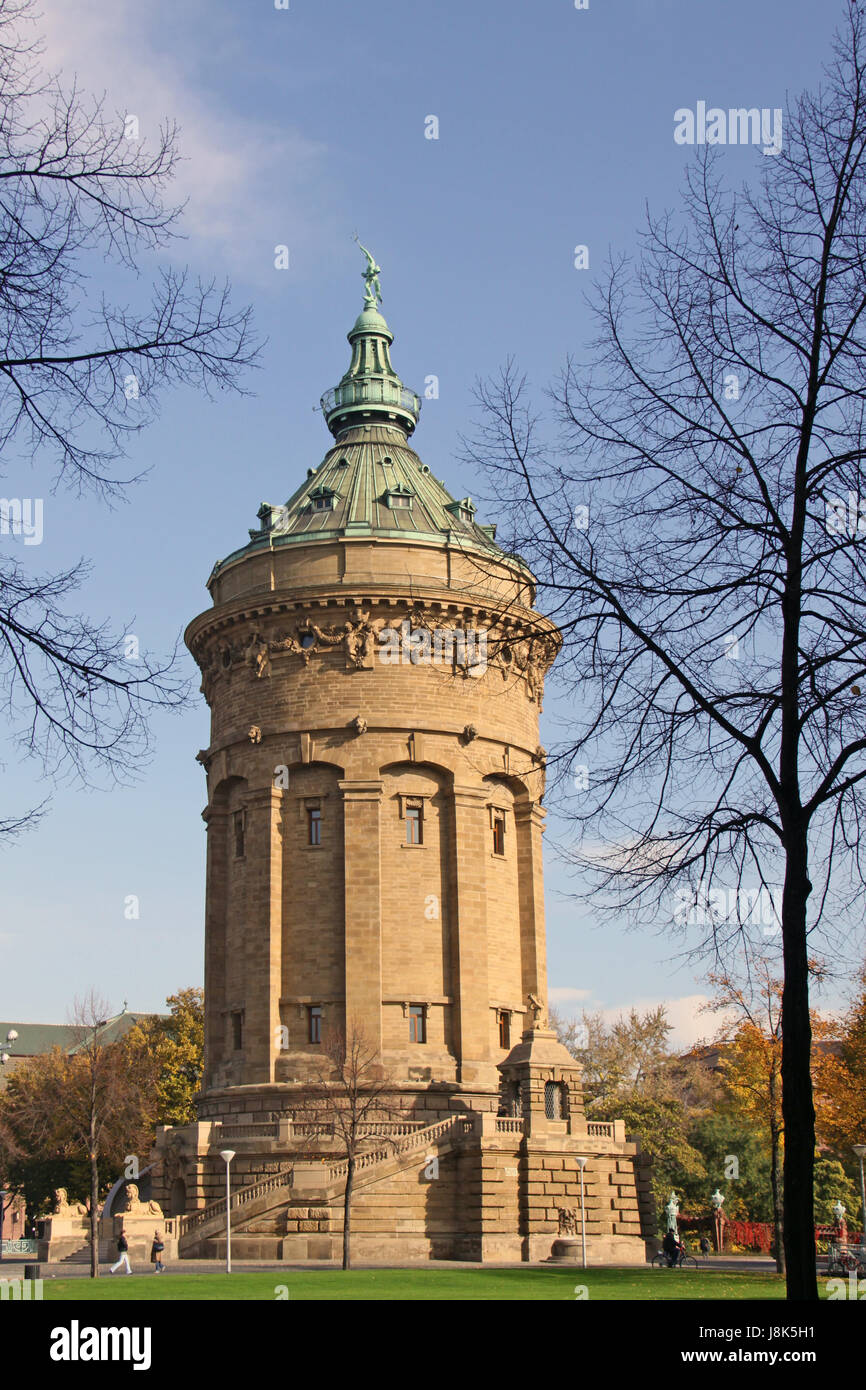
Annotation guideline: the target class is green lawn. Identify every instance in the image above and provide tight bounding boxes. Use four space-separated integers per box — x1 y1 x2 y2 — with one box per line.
40 1267 790 1301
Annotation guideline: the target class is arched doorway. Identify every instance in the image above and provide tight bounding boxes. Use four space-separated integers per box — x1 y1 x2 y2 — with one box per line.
169 1178 187 1216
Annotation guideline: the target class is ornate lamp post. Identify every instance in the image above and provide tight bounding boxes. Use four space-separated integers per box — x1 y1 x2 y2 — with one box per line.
665 1191 680 1239
711 1188 726 1254
853 1145 866 1251
219 1150 235 1275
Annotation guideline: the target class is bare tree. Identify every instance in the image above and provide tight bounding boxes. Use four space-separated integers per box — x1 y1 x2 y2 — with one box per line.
3 991 155 1276
463 0 866 1300
0 0 257 822
298 1025 398 1270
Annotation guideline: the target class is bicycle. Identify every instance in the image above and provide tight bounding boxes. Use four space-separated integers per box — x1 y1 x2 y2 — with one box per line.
652 1248 700 1270
826 1242 866 1278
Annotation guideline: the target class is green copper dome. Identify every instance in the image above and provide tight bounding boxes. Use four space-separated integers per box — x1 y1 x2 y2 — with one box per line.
207 245 523 584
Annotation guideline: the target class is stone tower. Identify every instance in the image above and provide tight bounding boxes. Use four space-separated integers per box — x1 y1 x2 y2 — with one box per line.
154 256 654 1264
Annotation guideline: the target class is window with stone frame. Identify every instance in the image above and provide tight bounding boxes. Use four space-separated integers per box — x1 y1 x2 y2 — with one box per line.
307 805 322 846
492 808 506 856
409 1004 426 1043
308 1005 323 1044
405 798 423 845
498 1010 511 1049
231 1011 244 1051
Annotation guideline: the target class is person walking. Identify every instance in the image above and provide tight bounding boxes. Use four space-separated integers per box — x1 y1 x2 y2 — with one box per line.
110 1228 132 1275
150 1230 165 1274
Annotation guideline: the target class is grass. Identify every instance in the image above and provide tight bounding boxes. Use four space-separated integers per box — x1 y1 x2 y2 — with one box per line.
38 1267 790 1301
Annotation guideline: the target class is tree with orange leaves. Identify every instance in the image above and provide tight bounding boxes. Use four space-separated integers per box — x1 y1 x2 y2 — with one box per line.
813 966 866 1170
705 959 785 1273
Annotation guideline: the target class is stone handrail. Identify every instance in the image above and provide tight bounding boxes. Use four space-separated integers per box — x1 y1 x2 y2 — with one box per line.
358 1121 426 1136
328 1115 471 1182
213 1119 428 1143
179 1168 293 1237
216 1124 280 1141
180 1117 471 1240
586 1122 616 1138
495 1118 524 1134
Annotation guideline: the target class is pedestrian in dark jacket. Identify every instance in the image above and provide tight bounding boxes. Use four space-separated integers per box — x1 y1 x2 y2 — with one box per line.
662 1229 679 1267
150 1230 165 1273
110 1229 132 1275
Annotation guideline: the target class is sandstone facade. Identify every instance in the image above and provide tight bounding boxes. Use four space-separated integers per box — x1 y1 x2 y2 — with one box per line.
152 264 654 1263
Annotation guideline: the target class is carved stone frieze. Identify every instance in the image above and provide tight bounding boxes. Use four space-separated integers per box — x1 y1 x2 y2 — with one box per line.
191 603 559 708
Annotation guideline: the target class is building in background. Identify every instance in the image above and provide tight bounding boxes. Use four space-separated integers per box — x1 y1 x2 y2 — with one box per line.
0 1009 154 1085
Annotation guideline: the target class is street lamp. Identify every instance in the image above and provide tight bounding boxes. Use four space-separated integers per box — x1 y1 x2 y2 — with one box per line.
0 1028 18 1068
576 1157 588 1269
219 1150 235 1275
711 1188 726 1255
0 1031 19 1264
853 1145 866 1252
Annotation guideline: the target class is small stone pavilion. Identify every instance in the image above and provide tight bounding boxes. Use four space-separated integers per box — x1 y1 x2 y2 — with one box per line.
152 249 654 1263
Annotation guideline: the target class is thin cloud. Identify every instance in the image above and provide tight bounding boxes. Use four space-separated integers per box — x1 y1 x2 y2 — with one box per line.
549 986 593 1006
38 0 340 279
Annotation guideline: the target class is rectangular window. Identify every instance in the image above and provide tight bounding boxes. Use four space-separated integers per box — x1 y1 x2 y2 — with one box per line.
492 810 505 856
233 810 245 859
409 1004 426 1044
308 1005 322 1044
307 807 321 846
498 1011 511 1049
405 801 423 845
231 1011 243 1051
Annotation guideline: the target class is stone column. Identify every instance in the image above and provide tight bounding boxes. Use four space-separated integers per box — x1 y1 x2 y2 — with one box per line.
513 800 548 1007
241 785 284 1084
449 784 492 1086
201 802 228 1090
340 780 384 1052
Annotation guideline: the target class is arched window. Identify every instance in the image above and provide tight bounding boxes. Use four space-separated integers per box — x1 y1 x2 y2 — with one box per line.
500 1080 521 1118
544 1080 566 1120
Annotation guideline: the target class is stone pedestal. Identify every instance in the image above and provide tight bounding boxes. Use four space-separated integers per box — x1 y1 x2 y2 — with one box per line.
37 1214 90 1262
548 1237 585 1263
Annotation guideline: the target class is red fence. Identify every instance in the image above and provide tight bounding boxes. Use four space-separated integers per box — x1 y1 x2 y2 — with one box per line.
678 1214 773 1252
679 1216 863 1253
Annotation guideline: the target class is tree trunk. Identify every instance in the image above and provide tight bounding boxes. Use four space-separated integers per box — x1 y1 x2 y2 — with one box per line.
780 836 816 1299
770 1117 785 1275
342 1157 354 1271
89 1148 99 1280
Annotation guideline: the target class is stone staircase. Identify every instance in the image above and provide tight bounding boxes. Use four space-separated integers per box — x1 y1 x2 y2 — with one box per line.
178 1114 474 1256
54 1238 119 1264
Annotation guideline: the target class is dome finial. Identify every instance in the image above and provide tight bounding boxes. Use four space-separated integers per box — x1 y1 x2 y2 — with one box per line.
353 233 383 309
320 245 421 439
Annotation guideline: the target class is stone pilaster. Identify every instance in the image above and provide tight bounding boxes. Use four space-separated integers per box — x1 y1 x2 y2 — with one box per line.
340 779 384 1051
241 785 284 1084
201 803 228 1091
513 800 548 1007
449 783 494 1086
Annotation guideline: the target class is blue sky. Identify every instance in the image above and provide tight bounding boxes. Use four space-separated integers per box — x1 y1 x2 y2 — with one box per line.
0 0 850 1037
